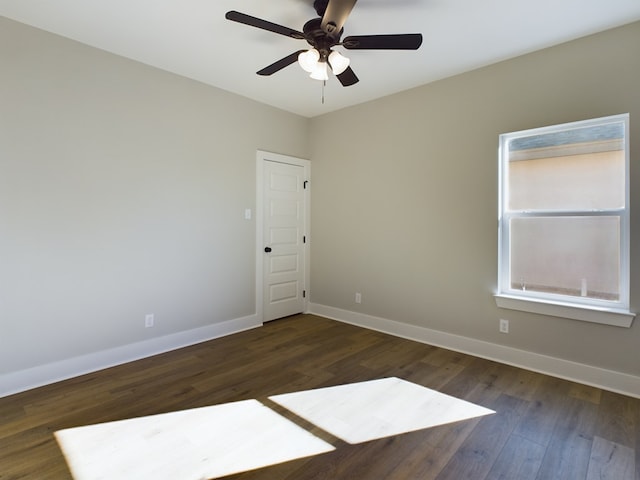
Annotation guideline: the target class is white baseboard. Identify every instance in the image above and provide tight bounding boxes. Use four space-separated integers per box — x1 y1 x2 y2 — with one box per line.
6 307 639 400
308 303 640 399
0 314 261 399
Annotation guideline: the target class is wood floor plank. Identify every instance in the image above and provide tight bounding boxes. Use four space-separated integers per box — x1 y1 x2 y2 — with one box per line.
410 360 467 391
439 356 500 400
434 393 529 480
397 418 483 480
569 382 603 405
484 433 546 480
1 314 640 480
535 396 599 480
359 335 433 371
501 368 545 402
422 345 476 369
512 375 573 448
586 436 635 480
595 390 637 447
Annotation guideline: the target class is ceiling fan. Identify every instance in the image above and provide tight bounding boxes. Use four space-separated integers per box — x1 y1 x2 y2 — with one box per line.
225 0 423 86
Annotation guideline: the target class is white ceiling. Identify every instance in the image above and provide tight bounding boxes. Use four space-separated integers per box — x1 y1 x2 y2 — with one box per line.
2 0 640 118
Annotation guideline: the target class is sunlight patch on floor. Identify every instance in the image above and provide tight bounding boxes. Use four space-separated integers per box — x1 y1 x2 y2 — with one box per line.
55 378 494 479
55 399 335 480
270 377 495 444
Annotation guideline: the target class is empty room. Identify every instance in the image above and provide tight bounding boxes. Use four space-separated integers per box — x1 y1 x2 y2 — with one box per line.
1 1 640 479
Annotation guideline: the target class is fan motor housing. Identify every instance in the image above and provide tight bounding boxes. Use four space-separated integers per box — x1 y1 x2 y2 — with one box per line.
303 17 341 55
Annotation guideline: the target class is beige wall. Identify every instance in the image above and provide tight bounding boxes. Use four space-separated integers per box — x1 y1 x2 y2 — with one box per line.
0 18 308 374
309 21 640 376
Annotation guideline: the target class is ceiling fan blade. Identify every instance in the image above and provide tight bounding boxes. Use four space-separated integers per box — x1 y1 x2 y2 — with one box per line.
225 11 305 39
343 33 423 50
257 50 306 76
320 0 358 36
335 66 359 87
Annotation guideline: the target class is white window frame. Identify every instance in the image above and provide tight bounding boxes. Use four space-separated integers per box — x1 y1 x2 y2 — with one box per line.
495 114 635 328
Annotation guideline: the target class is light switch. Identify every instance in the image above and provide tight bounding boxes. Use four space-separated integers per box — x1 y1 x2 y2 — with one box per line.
244 209 252 220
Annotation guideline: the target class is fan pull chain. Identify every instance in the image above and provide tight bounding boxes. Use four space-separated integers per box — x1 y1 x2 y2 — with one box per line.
322 80 326 104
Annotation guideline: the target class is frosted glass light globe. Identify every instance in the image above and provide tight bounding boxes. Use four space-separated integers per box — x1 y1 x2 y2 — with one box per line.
328 51 350 75
298 49 320 73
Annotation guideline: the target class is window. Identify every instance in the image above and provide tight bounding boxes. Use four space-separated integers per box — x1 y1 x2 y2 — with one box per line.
495 114 634 327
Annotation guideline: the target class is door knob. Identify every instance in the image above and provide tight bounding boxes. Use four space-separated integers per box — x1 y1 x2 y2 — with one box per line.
264 247 272 252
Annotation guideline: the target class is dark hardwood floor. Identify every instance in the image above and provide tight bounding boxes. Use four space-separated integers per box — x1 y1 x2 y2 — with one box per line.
1 314 638 479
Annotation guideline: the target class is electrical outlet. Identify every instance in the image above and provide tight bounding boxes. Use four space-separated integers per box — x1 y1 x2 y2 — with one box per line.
499 319 509 334
145 314 154 328
355 292 362 304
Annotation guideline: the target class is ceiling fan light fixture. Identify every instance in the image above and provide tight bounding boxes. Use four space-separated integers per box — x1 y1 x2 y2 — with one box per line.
328 51 350 75
309 60 329 81
298 49 320 73
226 5 423 88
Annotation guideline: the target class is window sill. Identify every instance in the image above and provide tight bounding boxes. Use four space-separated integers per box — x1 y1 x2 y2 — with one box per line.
494 294 635 328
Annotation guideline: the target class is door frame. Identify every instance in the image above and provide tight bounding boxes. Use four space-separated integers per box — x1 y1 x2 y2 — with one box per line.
256 150 311 323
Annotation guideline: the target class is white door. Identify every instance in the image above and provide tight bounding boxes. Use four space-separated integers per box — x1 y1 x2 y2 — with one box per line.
259 154 309 322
